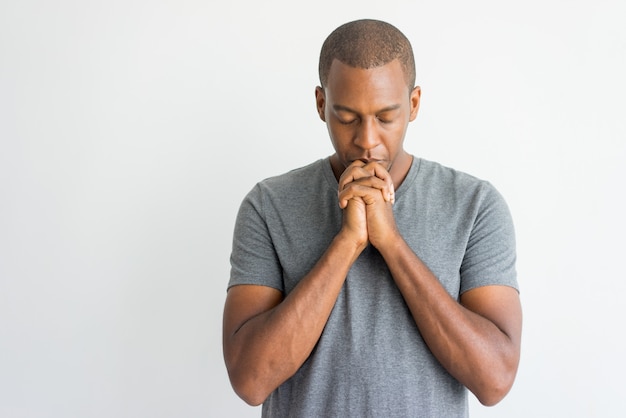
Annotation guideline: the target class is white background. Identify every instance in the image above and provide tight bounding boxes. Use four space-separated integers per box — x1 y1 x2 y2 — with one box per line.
1 0 625 417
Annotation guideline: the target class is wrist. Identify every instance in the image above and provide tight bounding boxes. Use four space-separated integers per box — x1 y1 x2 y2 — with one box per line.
335 229 368 259
371 229 403 255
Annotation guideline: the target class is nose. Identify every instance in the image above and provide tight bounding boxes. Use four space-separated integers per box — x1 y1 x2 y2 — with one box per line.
354 117 380 150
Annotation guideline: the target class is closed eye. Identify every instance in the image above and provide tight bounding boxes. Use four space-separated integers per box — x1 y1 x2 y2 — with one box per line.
338 117 357 125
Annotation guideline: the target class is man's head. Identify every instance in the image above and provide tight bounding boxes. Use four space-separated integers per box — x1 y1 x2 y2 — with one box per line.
316 19 420 185
318 19 416 92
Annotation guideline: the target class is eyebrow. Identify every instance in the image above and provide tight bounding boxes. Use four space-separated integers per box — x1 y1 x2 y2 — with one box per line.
332 103 402 114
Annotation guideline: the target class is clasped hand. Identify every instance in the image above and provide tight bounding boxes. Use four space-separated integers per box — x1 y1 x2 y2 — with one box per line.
338 160 399 250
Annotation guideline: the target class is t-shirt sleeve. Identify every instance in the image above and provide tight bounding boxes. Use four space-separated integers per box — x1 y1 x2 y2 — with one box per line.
460 182 518 293
228 184 284 292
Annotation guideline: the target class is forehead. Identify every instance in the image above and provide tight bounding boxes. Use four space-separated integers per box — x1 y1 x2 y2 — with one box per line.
324 59 409 111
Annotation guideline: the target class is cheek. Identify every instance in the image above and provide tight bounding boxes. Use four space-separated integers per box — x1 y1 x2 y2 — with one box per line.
381 126 406 151
328 124 353 145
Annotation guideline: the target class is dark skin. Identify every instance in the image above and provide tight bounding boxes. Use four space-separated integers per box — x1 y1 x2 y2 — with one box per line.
223 58 522 407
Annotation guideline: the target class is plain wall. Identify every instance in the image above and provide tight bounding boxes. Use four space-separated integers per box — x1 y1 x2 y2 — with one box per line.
1 0 625 417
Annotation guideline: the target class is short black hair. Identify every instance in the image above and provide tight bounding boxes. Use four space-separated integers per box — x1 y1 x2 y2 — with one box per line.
318 19 416 90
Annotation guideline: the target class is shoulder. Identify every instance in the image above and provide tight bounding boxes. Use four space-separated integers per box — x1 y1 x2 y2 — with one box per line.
254 159 329 193
416 158 488 188
239 158 334 212
412 158 503 203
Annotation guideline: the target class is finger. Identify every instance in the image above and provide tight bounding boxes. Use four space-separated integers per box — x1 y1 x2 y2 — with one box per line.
339 174 393 207
365 162 395 203
339 162 395 204
339 181 390 207
338 194 365 209
337 161 368 192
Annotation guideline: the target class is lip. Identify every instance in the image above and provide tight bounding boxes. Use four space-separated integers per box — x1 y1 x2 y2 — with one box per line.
350 157 384 163
350 158 387 166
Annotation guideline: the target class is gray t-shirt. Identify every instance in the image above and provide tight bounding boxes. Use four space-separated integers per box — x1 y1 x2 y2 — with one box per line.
229 156 518 417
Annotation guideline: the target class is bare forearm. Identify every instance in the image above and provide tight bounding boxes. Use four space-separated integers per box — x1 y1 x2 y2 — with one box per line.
225 233 363 405
378 236 520 405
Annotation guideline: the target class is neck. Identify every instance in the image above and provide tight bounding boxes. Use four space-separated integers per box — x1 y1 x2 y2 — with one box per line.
388 151 413 189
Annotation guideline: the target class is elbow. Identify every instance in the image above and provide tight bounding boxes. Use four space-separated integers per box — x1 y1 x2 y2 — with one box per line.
474 381 512 407
235 385 269 407
235 387 268 407
227 366 272 407
224 345 271 406
471 340 521 406
471 364 518 406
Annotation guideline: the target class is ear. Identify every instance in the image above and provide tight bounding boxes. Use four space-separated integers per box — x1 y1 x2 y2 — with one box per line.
315 86 326 122
409 86 421 122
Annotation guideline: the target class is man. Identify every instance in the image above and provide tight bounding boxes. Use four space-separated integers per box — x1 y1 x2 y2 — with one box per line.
223 19 522 417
